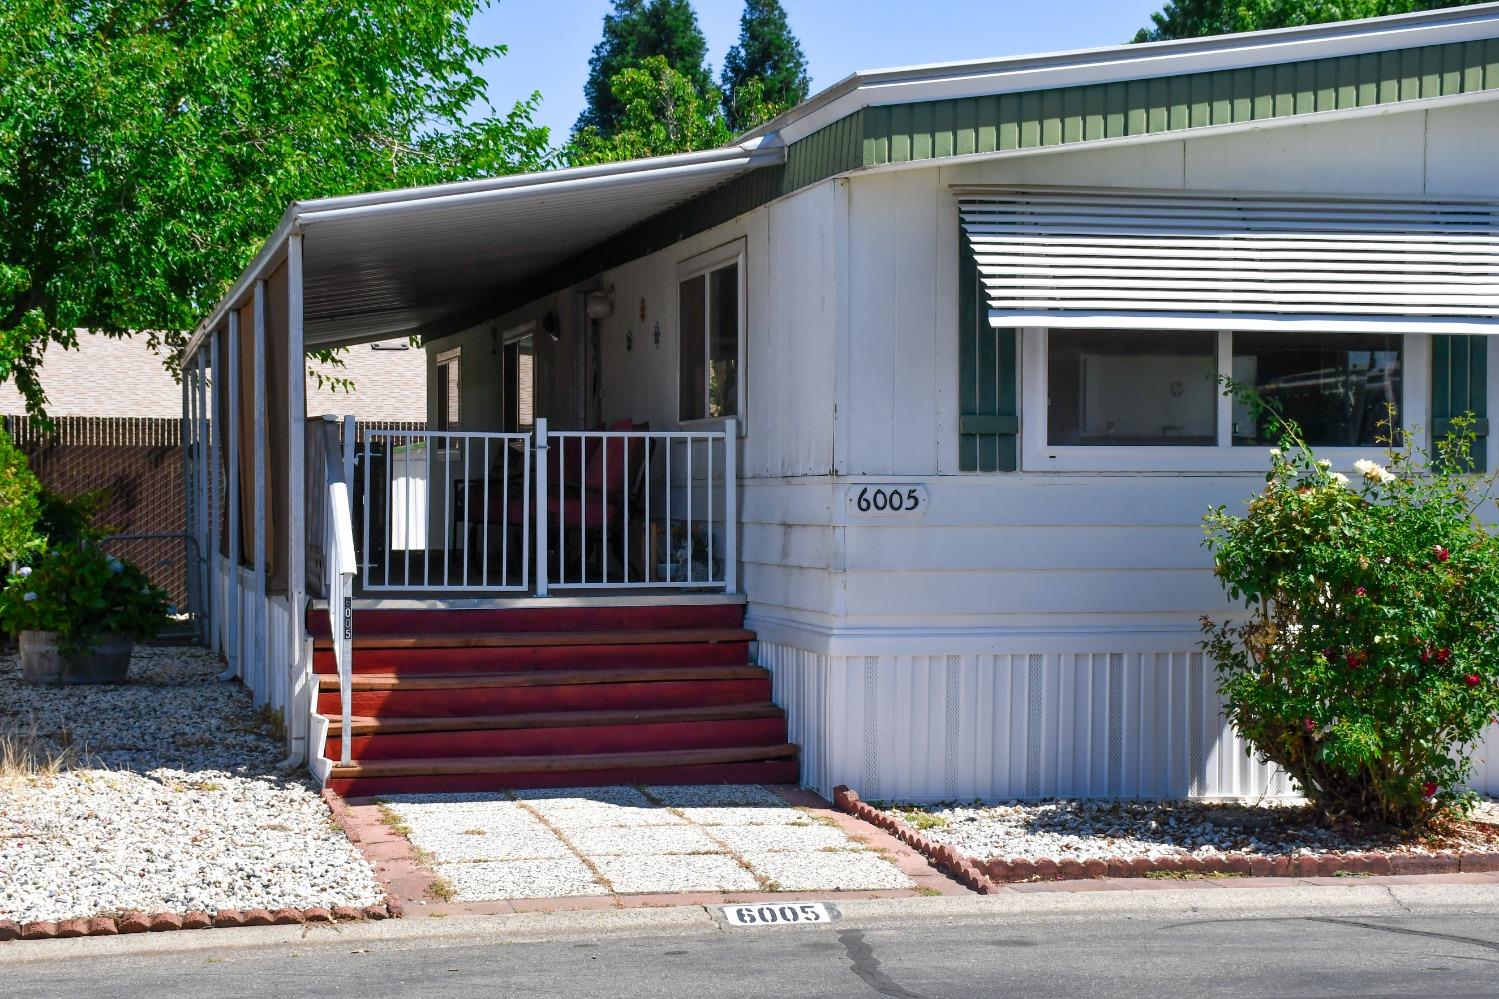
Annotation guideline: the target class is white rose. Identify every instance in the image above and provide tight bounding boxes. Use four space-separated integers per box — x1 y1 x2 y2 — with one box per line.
1330 472 1350 487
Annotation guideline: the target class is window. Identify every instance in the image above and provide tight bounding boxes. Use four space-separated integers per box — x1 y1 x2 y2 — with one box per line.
679 248 743 423
1048 330 1217 446
435 348 460 431
1231 332 1402 447
502 333 536 433
1027 328 1417 471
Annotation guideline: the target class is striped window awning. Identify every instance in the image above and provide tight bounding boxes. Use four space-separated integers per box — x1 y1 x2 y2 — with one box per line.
958 189 1499 334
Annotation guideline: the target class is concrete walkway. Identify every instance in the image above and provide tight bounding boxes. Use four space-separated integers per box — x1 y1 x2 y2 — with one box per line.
332 784 964 915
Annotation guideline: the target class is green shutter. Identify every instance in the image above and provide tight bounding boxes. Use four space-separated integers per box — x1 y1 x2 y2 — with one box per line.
958 240 1018 472
1431 334 1489 471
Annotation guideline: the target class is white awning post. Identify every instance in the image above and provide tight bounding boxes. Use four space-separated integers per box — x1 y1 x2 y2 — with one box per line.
180 362 193 626
195 351 210 644
535 417 548 597
723 418 737 595
284 232 309 767
221 313 240 683
252 279 268 708
208 331 222 655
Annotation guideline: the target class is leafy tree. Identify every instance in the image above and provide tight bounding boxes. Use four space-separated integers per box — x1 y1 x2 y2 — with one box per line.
0 429 41 563
1134 0 1488 42
576 0 713 139
0 0 552 417
720 0 810 131
571 56 730 165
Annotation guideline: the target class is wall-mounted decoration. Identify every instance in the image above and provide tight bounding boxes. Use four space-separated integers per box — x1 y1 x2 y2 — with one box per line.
653 321 661 347
585 287 615 320
625 328 634 352
639 297 647 322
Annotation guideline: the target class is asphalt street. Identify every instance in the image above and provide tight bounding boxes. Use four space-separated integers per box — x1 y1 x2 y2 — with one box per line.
7 888 1499 998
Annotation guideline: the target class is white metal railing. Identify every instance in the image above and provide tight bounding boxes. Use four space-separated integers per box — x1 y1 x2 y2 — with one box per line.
312 417 358 766
538 418 736 592
360 429 532 592
348 421 736 596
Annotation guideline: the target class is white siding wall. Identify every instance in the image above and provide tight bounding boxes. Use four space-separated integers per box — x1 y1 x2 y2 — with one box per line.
769 102 1499 800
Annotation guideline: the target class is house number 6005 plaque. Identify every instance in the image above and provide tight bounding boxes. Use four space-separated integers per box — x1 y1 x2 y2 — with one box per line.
846 484 928 516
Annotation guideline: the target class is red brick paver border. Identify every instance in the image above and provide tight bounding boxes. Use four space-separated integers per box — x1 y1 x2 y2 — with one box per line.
831 784 1499 895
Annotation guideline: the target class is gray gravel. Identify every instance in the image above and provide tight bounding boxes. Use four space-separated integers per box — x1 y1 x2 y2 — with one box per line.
877 798 1499 863
0 644 381 923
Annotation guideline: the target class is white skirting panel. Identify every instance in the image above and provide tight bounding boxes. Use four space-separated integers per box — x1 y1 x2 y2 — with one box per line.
762 640 1499 801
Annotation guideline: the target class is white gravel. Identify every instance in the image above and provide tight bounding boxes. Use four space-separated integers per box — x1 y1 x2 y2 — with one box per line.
0 644 381 923
877 798 1499 863
380 785 912 901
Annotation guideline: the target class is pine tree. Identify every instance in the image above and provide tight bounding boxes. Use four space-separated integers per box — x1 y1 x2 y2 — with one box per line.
720 0 811 131
576 0 713 138
1134 0 1485 43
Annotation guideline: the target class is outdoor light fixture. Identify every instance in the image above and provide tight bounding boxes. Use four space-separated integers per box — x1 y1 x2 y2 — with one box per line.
585 286 615 320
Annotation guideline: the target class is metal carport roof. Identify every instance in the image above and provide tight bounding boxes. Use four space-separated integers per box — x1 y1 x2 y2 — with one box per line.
183 138 785 360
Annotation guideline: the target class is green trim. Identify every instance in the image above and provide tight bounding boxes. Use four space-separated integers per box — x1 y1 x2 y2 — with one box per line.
428 38 1499 341
1431 334 1489 471
958 240 1018 472
861 39 1499 166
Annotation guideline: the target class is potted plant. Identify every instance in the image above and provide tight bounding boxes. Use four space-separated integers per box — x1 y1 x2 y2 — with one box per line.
0 536 171 686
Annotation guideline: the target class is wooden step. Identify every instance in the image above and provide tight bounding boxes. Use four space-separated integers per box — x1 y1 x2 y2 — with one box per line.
313 639 750 675
313 628 754 651
326 703 782 736
327 716 789 761
327 760 801 797
307 602 747 637
327 743 798 778
317 664 766 692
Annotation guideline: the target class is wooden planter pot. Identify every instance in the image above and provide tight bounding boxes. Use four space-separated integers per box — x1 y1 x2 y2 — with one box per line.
18 631 133 685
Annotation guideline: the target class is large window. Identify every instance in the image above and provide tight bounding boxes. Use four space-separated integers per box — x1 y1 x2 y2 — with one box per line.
1048 330 1217 446
679 247 743 423
1231 332 1402 446
1029 328 1413 470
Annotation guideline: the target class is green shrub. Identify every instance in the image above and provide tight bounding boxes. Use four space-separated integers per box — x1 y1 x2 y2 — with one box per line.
1203 419 1499 830
0 429 41 562
0 540 171 652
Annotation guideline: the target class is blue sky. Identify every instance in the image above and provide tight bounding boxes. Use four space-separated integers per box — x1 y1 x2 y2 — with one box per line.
469 0 1161 140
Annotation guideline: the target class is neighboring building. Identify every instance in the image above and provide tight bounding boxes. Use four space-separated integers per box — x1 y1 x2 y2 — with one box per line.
0 333 427 422
180 5 1499 800
2 335 425 604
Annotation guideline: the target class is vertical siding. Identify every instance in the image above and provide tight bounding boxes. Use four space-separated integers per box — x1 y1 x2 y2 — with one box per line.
763 640 1499 801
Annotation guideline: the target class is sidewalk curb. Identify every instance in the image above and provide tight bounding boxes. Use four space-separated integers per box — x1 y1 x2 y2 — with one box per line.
5 881 1499 964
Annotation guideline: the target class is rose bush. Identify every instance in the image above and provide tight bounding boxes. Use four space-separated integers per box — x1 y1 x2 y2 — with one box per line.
1203 420 1499 831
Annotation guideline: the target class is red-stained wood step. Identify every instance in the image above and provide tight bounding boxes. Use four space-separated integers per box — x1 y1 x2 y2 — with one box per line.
312 640 749 675
327 759 800 797
327 703 782 736
306 602 745 638
320 677 773 718
328 716 789 761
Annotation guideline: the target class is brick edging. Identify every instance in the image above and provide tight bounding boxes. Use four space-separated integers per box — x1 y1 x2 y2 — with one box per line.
0 901 397 943
831 785 1499 888
832 786 995 893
